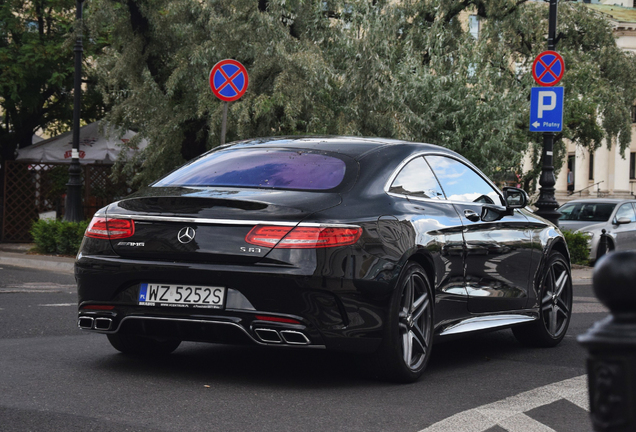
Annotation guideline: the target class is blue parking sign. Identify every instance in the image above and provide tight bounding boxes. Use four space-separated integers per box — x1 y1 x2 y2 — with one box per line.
529 87 564 132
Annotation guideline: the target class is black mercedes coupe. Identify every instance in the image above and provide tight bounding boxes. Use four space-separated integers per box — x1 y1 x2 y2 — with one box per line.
76 137 573 382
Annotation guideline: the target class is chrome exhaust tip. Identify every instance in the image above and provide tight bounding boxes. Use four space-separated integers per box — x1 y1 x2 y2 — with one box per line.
93 317 112 331
78 316 94 329
280 330 310 345
254 328 282 343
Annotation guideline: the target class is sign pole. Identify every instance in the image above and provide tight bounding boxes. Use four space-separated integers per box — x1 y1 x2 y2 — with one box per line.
209 59 249 147
220 102 228 146
65 0 85 222
534 0 561 226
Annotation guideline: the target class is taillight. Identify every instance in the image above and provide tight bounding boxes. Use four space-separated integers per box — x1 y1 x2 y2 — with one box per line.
245 225 362 249
85 217 135 240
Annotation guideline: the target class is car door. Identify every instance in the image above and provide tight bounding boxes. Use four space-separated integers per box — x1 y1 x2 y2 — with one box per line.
386 155 468 322
612 203 636 252
425 154 535 313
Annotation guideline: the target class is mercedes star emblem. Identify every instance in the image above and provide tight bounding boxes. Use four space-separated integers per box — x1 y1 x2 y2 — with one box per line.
177 227 196 244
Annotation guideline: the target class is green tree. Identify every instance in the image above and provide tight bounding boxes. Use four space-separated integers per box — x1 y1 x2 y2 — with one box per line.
0 0 105 188
87 0 636 188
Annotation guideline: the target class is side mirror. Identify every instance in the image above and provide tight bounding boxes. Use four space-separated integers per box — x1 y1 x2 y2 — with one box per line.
503 187 529 209
616 217 632 225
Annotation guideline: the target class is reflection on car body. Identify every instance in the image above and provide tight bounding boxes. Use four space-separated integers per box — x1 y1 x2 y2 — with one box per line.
76 137 573 382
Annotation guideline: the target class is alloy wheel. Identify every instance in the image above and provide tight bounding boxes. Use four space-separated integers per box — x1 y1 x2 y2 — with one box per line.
540 259 571 338
398 272 432 371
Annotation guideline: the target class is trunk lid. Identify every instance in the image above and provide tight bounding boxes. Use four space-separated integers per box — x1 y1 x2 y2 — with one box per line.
105 187 341 264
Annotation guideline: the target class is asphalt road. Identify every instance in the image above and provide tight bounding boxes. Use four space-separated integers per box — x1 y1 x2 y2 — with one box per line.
0 264 603 432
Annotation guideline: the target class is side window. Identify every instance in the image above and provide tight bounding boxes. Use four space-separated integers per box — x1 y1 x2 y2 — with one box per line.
425 155 504 206
615 203 636 222
389 156 445 200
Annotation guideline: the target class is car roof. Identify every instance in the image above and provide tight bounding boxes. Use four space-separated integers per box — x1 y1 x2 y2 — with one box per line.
223 136 456 160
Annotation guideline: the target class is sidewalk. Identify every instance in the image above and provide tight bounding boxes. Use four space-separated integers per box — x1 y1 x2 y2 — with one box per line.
0 243 75 273
0 242 595 282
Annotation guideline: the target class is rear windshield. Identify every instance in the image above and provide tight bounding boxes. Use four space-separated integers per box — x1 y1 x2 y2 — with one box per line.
559 202 616 222
153 148 348 191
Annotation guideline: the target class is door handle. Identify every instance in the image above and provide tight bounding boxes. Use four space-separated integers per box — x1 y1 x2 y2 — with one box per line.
464 209 480 222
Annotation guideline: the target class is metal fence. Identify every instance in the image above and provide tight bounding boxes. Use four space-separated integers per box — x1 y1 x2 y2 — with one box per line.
1 161 125 242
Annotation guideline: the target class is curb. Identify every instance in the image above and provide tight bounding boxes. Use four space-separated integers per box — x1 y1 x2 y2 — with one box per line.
0 252 74 274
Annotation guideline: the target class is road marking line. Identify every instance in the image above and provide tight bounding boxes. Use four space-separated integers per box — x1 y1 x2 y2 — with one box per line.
418 375 587 432
574 304 608 314
498 413 556 432
38 303 76 307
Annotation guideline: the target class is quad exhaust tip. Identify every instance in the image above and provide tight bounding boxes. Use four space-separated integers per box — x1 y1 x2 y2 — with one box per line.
280 330 310 345
254 328 310 345
78 316 112 331
254 328 282 343
78 316 94 329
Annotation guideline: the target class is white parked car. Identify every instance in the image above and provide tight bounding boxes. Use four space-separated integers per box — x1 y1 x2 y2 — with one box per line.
558 198 636 261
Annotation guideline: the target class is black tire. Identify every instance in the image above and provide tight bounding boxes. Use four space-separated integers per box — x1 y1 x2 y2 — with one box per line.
107 333 181 355
513 251 572 347
376 262 434 383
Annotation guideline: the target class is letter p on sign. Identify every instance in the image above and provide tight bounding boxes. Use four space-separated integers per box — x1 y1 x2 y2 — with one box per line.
538 91 556 118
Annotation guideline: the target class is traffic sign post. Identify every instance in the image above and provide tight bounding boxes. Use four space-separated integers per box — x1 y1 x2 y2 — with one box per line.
531 0 563 226
530 87 564 133
209 59 249 145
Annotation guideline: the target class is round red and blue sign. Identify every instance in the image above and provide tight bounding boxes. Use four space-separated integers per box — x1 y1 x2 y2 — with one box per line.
532 51 565 87
209 59 249 102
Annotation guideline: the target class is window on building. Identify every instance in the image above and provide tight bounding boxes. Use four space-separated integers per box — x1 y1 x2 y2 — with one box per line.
630 152 635 179
632 106 636 123
589 154 594 180
567 154 575 192
468 15 479 39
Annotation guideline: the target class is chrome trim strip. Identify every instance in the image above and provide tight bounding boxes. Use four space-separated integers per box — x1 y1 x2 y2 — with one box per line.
439 313 537 336
103 214 358 228
87 315 326 349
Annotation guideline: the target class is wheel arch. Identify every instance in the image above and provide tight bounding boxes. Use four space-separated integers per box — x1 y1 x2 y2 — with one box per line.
404 251 436 298
548 237 570 264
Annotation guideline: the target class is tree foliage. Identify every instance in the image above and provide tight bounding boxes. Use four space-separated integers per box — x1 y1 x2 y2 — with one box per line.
0 0 105 184
86 0 636 187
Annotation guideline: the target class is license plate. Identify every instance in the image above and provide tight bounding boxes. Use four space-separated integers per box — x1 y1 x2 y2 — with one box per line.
138 283 225 309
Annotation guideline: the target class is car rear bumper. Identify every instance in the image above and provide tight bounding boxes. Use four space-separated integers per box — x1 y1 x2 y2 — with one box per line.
75 254 387 353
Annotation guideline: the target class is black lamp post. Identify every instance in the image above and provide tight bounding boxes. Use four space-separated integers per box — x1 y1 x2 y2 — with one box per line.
534 0 561 226
65 0 85 222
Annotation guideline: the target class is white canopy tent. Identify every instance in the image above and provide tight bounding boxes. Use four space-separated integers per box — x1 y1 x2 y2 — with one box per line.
17 122 148 164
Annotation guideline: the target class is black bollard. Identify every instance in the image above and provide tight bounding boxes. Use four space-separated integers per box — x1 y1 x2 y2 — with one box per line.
597 229 609 261
578 251 636 431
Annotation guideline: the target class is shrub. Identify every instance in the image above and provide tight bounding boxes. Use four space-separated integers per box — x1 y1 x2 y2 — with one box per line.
30 219 89 256
561 229 591 266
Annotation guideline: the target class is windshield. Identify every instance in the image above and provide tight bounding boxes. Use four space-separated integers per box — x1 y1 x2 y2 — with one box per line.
559 202 616 222
154 148 348 191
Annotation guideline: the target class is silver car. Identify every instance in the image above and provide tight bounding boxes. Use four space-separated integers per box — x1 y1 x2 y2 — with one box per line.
558 198 636 261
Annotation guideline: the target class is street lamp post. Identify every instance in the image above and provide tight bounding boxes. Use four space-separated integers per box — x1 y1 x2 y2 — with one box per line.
534 0 561 226
65 0 85 222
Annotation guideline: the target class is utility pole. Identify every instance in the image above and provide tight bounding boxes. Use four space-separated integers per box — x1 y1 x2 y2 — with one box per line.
534 0 561 226
65 0 85 222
